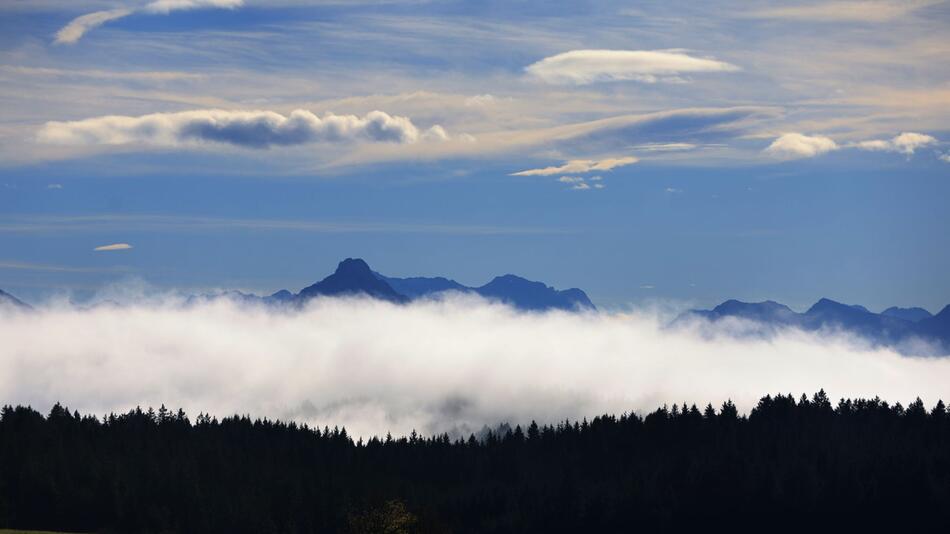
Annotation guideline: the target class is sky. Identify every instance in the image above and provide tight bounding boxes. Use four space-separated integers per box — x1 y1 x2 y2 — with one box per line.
1 0 949 311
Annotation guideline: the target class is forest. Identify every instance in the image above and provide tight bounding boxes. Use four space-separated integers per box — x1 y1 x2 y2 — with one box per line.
2 391 949 533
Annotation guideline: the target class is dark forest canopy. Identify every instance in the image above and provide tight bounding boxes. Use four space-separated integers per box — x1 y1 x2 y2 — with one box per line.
3 392 950 533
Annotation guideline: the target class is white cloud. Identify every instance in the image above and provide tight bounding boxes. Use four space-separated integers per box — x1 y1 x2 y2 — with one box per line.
54 8 133 45
46 183 63 189
1 297 948 438
940 152 950 163
557 176 584 184
526 49 739 85
765 133 839 159
93 243 133 251
854 132 938 155
54 0 243 45
464 94 496 107
766 131 940 160
749 0 942 22
512 156 638 176
38 109 447 149
144 0 243 14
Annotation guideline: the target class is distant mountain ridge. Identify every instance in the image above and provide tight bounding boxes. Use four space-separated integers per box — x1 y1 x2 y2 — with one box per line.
377 272 595 312
188 257 595 312
678 298 950 355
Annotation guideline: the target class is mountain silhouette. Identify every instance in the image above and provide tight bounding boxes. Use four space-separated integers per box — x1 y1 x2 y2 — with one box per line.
296 258 408 304
476 274 594 311
679 297 950 355
378 275 468 299
181 258 594 312
379 272 595 311
881 306 933 322
0 288 30 310
692 299 799 324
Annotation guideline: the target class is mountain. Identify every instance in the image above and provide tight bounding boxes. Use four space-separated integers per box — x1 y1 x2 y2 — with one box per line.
881 306 933 322
0 288 30 310
475 274 594 311
378 275 469 299
679 297 949 355
918 305 950 343
178 258 594 312
296 258 408 304
378 272 595 311
692 299 800 324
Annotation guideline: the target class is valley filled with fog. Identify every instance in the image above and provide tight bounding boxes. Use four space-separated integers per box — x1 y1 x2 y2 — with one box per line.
3 294 948 438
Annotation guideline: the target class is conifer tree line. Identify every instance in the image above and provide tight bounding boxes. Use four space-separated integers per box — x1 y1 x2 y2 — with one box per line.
2 390 949 533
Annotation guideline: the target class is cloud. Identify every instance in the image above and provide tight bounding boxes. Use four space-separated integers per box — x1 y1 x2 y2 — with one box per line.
748 0 942 22
38 109 447 149
1 297 948 438
46 183 63 189
54 8 133 45
854 132 938 155
940 152 950 163
512 156 637 176
557 175 603 191
144 0 244 15
94 243 133 251
54 0 243 45
765 133 839 159
766 131 941 160
526 49 739 85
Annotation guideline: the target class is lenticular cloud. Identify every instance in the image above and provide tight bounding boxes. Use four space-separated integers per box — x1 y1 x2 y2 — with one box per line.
2 296 948 438
38 109 448 149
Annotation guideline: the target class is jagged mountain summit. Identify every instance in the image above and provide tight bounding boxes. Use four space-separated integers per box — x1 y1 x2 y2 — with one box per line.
678 297 950 355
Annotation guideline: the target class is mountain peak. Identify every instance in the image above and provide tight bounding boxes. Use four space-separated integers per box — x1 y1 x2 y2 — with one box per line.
335 258 372 276
297 258 407 304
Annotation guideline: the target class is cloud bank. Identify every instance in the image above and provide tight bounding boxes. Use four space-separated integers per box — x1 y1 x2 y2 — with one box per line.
526 49 739 85
511 156 637 176
1 296 948 439
38 109 447 149
765 131 940 159
55 0 243 44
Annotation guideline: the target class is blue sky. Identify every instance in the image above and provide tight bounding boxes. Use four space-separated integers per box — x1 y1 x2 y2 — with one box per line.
0 0 948 310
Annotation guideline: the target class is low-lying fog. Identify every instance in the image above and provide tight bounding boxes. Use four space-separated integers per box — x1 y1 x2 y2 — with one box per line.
2 294 948 438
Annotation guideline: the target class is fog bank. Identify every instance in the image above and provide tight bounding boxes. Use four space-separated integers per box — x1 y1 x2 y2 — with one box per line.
2 296 949 437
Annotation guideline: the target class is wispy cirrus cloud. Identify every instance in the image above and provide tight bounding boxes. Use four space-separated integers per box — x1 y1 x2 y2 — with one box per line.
511 156 637 176
94 243 133 251
54 0 243 45
54 8 133 45
38 109 448 149
748 0 943 23
526 49 739 85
